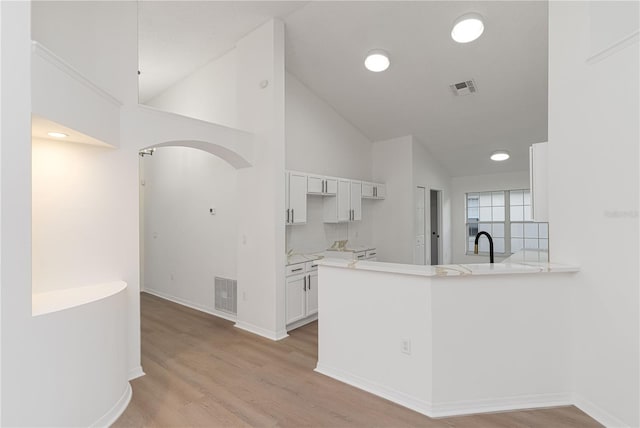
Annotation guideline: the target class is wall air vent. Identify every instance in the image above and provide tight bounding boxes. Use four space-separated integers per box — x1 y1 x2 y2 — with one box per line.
215 276 237 315
450 79 477 96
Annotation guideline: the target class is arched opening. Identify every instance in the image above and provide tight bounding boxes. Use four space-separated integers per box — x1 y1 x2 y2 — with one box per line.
138 141 249 324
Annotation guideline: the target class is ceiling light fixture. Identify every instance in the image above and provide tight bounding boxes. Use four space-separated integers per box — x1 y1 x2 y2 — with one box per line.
451 13 485 43
364 49 390 72
47 132 68 138
490 150 510 161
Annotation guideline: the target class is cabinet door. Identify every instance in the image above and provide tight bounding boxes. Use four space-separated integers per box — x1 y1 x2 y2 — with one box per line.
374 183 386 199
285 172 290 224
286 275 306 325
325 178 338 195
337 179 351 222
350 181 362 221
307 175 323 194
362 182 374 198
306 272 318 316
289 173 307 224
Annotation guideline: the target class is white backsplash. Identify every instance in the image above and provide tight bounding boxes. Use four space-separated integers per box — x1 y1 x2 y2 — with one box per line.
286 197 375 255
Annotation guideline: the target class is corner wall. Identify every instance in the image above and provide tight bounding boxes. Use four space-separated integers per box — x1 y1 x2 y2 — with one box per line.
548 2 639 426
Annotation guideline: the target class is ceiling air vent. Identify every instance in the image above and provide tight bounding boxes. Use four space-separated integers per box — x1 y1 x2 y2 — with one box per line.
450 79 477 96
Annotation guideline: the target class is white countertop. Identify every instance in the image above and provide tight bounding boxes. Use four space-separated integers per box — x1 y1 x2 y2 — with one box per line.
316 250 579 277
286 253 323 266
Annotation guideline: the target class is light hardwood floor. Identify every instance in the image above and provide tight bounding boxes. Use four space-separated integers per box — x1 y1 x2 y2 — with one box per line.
114 293 602 428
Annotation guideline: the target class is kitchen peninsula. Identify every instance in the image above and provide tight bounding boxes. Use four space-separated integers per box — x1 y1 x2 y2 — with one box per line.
315 251 579 418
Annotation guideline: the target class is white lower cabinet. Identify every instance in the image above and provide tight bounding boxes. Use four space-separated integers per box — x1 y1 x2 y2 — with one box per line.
285 261 319 329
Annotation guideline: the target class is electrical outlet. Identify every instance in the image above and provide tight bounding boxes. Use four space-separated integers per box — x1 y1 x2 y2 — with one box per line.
401 339 412 355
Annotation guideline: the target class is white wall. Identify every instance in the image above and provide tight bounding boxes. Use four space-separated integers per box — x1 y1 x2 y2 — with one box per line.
412 139 452 265
146 49 238 129
285 72 375 254
234 20 288 340
142 146 238 317
1 2 33 424
31 1 138 105
285 72 372 179
372 136 415 263
372 135 452 265
548 2 639 427
451 172 530 264
32 139 139 294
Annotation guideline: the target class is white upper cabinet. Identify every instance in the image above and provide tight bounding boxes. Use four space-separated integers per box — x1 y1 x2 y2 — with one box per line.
529 142 548 222
324 179 363 223
307 174 337 196
286 172 307 225
362 182 386 199
374 183 386 199
324 179 351 223
350 181 362 221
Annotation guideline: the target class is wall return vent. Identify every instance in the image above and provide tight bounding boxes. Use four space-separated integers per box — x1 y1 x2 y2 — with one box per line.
215 276 237 316
450 79 478 96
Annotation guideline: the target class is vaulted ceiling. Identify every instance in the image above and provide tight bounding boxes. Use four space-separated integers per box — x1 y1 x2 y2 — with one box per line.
139 1 548 177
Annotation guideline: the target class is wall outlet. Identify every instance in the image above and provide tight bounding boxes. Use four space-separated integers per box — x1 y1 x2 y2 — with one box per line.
401 339 412 355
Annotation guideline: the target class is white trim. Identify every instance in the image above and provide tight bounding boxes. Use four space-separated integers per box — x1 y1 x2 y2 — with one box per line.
429 392 572 418
316 362 573 419
286 313 318 332
234 321 288 341
128 366 145 381
573 394 631 428
142 288 237 323
31 41 122 107
315 362 433 417
90 383 132 428
586 30 639 65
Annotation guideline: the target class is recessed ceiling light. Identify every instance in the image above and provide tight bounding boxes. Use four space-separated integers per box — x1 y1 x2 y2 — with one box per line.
490 150 510 161
47 132 68 138
451 13 485 43
364 49 390 72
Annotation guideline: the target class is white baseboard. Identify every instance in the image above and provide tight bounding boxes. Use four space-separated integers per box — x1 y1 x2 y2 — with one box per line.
286 313 318 332
142 288 237 323
315 362 433 417
234 321 288 341
316 362 573 419
128 365 145 381
574 394 631 428
429 392 572 418
90 383 132 428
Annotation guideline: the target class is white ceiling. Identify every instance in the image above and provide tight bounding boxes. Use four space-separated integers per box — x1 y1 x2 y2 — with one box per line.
139 1 548 177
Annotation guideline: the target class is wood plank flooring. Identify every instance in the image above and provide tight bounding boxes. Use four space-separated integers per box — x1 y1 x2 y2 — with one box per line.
114 293 602 428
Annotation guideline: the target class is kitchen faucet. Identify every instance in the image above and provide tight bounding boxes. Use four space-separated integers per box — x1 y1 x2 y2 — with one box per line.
474 231 494 264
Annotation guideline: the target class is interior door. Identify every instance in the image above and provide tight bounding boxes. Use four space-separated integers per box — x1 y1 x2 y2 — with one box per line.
414 187 426 265
430 189 441 265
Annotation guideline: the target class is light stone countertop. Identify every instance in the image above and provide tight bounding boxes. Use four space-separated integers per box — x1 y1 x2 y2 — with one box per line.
286 253 324 266
316 249 579 277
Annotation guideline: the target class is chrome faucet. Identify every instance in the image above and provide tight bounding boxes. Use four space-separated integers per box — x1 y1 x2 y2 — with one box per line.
474 231 494 264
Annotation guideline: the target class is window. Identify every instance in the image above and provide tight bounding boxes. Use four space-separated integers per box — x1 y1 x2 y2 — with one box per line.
466 189 548 255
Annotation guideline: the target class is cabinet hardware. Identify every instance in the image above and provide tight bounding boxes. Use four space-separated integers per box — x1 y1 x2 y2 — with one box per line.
286 208 290 223
311 264 317 268
292 209 295 223
357 254 365 259
374 186 377 198
322 180 325 193
304 275 307 291
369 253 376 256
308 274 311 289
292 268 303 272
